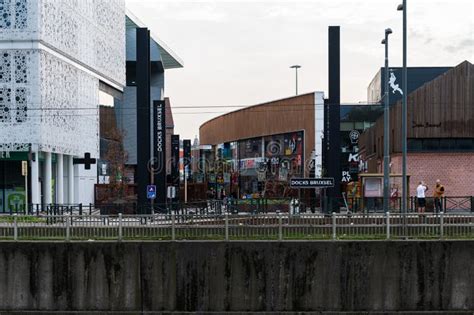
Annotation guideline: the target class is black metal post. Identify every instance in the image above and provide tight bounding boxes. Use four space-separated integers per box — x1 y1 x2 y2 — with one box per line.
136 28 151 213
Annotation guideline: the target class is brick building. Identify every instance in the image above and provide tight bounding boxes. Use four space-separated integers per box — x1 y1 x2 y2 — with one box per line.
359 61 474 197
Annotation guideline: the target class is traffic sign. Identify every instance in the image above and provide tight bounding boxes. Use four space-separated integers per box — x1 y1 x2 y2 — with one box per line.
290 178 335 188
167 186 176 199
21 161 28 176
147 185 157 199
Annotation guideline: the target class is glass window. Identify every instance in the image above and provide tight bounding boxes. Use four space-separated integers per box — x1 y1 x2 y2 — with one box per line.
408 139 422 152
439 139 452 151
340 122 354 131
457 139 474 151
423 139 439 151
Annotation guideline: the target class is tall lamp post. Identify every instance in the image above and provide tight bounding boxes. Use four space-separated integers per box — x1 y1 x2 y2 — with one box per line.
290 65 301 95
381 28 392 213
398 1 408 223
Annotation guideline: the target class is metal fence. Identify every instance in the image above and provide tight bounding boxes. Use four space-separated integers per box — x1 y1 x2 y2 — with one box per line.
5 196 474 216
0 212 472 241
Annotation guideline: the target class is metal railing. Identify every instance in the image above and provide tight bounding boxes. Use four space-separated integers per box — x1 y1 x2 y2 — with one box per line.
0 212 472 241
4 196 473 217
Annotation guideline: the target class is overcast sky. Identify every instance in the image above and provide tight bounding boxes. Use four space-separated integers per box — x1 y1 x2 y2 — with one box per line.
125 0 473 140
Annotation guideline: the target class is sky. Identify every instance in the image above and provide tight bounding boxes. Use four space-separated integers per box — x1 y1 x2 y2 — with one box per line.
125 0 473 140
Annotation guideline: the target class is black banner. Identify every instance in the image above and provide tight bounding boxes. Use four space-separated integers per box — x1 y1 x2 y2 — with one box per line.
290 178 335 188
153 100 166 206
171 134 180 185
183 139 191 169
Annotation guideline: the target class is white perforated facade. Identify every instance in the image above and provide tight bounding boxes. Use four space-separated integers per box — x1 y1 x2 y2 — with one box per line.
0 0 125 207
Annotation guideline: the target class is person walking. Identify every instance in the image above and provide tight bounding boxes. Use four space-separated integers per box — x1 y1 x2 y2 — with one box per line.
416 181 428 213
433 179 445 213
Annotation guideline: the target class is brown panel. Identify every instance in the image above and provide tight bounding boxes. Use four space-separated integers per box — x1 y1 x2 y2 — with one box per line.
360 61 473 157
200 93 316 176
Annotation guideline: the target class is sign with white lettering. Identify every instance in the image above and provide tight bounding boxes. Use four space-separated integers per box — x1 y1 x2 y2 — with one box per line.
290 178 335 188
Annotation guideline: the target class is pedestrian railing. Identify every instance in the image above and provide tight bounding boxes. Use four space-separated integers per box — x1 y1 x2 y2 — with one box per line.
0 212 472 241
4 196 474 216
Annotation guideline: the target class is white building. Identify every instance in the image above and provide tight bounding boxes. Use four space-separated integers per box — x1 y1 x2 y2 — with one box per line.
0 0 125 211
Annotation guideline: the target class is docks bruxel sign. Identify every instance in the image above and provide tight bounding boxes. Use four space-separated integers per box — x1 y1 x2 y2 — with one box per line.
290 178 335 188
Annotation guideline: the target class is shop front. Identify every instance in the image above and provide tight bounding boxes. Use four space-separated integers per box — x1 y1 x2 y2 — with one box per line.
0 152 28 213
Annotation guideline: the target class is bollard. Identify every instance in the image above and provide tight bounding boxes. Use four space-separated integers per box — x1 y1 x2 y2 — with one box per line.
332 212 336 240
13 214 18 241
225 212 229 241
66 214 70 241
386 211 390 239
118 213 123 241
171 212 176 241
278 212 283 241
440 211 444 239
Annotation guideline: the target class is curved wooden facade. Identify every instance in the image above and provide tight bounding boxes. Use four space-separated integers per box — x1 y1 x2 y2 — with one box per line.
199 93 317 175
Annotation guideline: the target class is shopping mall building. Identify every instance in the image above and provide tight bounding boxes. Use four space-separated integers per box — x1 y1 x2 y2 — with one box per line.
198 61 473 199
198 92 385 197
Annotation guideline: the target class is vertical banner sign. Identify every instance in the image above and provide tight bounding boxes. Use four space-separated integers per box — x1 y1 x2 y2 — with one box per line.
171 134 180 185
153 100 166 207
183 139 191 172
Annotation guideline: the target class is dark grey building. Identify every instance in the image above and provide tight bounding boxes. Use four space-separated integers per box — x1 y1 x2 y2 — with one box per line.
115 11 183 171
367 67 452 106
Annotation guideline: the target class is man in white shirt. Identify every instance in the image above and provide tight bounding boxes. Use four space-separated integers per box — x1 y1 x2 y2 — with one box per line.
416 181 428 213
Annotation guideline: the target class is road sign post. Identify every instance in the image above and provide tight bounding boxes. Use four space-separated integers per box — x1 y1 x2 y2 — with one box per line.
290 178 335 189
290 178 334 213
147 185 157 200
22 161 28 213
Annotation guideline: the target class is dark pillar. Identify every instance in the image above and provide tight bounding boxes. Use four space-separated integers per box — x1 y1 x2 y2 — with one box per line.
326 26 341 212
171 135 180 186
136 28 151 212
153 100 167 208
183 139 191 174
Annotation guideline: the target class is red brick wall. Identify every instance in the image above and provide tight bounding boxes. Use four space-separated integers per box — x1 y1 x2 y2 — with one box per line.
389 153 474 197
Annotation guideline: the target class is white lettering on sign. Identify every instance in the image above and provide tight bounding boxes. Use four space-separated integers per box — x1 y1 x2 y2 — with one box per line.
0 151 11 159
348 153 359 163
342 171 352 182
290 178 334 188
156 104 163 152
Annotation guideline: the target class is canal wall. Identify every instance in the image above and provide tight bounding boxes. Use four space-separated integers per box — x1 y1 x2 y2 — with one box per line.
0 241 472 313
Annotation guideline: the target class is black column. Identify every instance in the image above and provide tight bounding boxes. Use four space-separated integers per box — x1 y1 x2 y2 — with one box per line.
183 139 191 182
326 26 341 212
136 28 151 212
171 134 180 186
153 100 167 208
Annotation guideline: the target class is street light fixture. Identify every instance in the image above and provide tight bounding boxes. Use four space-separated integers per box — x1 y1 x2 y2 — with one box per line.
290 65 301 95
382 28 392 213
398 1 408 229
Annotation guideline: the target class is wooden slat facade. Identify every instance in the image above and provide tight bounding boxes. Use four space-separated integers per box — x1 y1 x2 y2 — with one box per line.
360 61 473 159
199 93 316 176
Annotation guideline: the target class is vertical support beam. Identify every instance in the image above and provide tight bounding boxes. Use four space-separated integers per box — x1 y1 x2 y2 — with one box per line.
136 28 151 212
56 153 64 204
326 26 341 212
401 0 408 228
383 33 391 213
68 155 74 204
44 152 52 205
30 150 40 205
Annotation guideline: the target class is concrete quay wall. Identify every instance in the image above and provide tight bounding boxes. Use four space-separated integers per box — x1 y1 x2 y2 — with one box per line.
0 241 472 313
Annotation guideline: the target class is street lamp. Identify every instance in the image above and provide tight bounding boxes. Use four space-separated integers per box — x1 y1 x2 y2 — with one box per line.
398 1 408 224
382 28 392 213
290 65 301 95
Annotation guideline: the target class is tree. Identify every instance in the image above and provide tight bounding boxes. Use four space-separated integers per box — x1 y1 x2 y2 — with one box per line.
103 129 130 202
